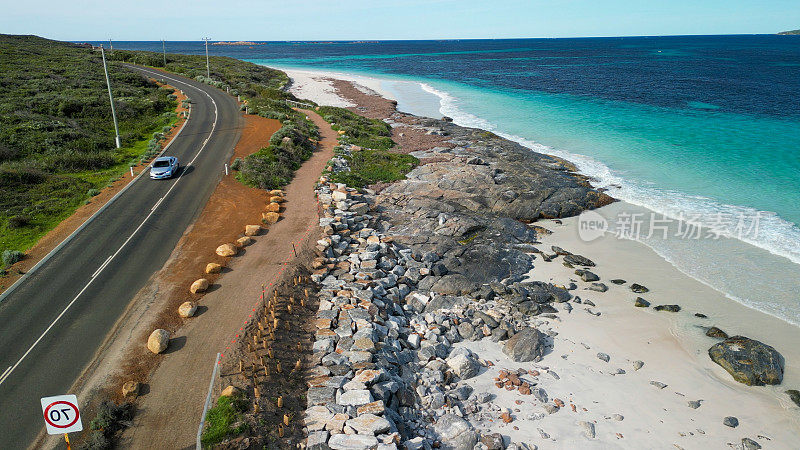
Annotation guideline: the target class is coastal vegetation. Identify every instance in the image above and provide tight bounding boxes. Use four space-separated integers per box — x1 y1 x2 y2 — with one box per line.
0 34 178 259
316 106 418 187
201 392 248 446
777 29 800 35
109 49 321 191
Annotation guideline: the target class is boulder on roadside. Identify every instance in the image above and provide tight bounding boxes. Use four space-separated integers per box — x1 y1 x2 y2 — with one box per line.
433 414 478 450
262 211 280 224
236 236 253 247
269 195 285 204
266 202 282 213
269 189 284 197
147 329 170 354
205 262 222 274
503 327 546 362
190 278 209 294
244 225 262 236
220 385 240 397
178 301 197 318
215 243 238 257
708 336 784 386
122 381 140 397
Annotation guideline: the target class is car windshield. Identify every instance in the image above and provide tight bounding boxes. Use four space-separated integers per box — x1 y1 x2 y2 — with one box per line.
153 160 170 168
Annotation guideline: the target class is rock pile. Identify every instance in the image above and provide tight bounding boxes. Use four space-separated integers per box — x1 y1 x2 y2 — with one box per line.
305 181 573 449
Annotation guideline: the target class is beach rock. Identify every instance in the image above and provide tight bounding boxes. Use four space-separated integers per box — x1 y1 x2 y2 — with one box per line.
695 313 708 318
634 297 650 308
688 400 702 409
503 327 546 362
630 283 649 293
543 403 559 414
147 329 169 354
446 353 480 380
650 381 667 389
708 336 784 386
244 224 262 236
190 278 209 294
610 279 626 285
578 421 596 439
575 269 599 282
346 414 391 435
215 243 238 257
587 283 608 292
611 414 624 421
480 433 504 450
328 434 378 450
432 274 477 295
205 262 222 274
705 327 728 339
564 254 595 267
433 414 478 450
551 246 571 256
236 236 253 247
786 389 800 407
633 361 644 370
741 438 761 450
178 301 197 318
597 353 610 363
262 211 280 224
122 381 140 397
654 304 680 312
723 416 739 428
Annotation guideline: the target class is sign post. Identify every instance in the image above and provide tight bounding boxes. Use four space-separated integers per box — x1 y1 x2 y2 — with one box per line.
41 394 83 449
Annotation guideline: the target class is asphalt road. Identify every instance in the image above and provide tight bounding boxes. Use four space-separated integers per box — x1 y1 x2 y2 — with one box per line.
0 66 242 448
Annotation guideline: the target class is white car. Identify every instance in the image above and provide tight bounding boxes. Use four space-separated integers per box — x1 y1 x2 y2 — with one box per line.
150 156 179 179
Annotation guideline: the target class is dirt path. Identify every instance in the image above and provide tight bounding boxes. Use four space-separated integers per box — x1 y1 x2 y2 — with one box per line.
120 110 335 449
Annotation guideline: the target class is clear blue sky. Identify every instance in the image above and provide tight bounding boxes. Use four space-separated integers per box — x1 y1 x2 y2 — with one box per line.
2 0 798 41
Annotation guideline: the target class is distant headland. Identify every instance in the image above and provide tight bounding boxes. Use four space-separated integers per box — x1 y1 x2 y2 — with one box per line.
777 29 800 35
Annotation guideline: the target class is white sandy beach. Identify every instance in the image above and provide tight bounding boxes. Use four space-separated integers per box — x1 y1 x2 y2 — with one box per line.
286 70 800 447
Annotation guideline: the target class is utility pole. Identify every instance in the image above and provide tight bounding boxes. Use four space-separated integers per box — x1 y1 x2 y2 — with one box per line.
161 39 167 67
203 37 210 78
100 45 121 148
108 38 112 50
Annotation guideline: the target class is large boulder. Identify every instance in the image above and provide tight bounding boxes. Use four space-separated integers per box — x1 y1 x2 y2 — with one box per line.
503 327 546 362
266 202 282 213
190 278 209 294
446 353 480 380
708 336 784 386
262 212 280 224
178 301 197 318
215 243 238 257
122 381 140 397
327 434 377 450
244 224 262 236
236 236 253 247
433 414 478 450
431 274 478 296
205 263 222 274
147 329 170 354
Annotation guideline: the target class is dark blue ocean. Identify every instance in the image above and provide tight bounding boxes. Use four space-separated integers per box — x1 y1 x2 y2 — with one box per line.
105 36 800 324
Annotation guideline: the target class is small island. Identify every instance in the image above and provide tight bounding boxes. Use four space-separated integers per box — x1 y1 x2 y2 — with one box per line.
212 41 264 46
778 29 800 35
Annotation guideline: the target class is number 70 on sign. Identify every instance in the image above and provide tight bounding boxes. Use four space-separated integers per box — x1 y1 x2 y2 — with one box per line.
40 394 83 435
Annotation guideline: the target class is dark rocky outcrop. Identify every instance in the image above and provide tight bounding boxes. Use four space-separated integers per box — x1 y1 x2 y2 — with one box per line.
630 283 649 293
786 389 800 407
634 297 650 308
654 304 681 312
708 336 784 386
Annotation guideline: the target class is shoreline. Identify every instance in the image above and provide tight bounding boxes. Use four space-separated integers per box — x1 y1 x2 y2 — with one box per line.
275 65 800 327
289 70 800 447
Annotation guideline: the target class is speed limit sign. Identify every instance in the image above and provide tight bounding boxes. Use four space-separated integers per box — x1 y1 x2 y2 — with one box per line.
40 394 83 435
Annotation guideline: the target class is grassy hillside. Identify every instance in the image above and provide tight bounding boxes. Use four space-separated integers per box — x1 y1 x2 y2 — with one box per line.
0 34 177 263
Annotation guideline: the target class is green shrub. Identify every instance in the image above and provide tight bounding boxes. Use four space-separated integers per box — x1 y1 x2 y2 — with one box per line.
330 150 418 187
230 157 242 171
2 250 24 267
316 106 395 150
7 215 31 228
87 188 100 197
201 394 248 447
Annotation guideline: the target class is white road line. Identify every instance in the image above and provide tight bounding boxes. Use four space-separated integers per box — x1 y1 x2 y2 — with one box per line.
0 366 11 385
91 256 113 279
0 69 221 388
151 197 164 212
